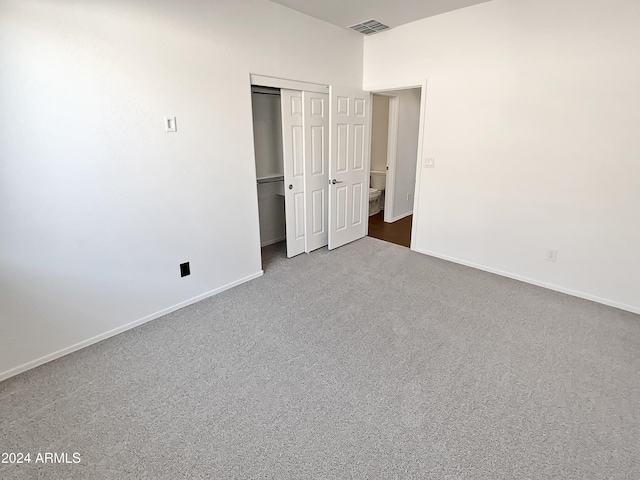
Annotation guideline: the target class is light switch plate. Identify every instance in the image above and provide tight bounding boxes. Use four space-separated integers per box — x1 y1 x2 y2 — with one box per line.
165 116 177 132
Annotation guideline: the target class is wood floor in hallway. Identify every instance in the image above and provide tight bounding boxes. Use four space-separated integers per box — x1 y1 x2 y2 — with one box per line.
367 211 412 248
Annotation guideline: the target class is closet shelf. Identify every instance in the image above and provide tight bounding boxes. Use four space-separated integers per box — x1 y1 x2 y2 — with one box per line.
257 175 284 184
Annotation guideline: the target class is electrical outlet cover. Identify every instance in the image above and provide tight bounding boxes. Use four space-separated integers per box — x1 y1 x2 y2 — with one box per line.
165 116 177 132
180 262 190 277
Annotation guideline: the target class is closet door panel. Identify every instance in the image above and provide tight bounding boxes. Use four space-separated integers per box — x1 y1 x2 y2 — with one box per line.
302 91 330 253
294 192 305 240
281 90 306 258
292 125 304 178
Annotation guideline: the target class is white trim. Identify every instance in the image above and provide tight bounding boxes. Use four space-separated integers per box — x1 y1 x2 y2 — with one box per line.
410 80 428 250
384 96 399 223
390 210 413 222
261 237 286 247
0 271 264 382
364 92 373 236
413 248 640 315
367 81 425 93
250 74 328 94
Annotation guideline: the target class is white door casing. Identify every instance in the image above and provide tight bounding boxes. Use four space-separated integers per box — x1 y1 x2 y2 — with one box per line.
281 89 305 258
328 86 371 250
384 95 399 223
302 91 329 253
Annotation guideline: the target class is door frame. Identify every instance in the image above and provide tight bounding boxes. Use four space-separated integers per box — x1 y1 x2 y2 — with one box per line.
370 93 399 223
250 74 328 94
250 74 331 259
367 80 428 251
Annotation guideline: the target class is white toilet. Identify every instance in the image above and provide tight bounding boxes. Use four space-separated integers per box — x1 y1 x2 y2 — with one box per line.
369 170 386 216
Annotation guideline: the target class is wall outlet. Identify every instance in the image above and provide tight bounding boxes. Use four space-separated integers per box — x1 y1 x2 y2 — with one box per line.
165 116 177 132
424 157 435 168
180 262 190 277
545 249 558 263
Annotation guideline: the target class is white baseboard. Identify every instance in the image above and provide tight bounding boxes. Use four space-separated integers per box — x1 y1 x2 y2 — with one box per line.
261 237 286 247
412 248 639 315
0 270 264 382
389 210 413 223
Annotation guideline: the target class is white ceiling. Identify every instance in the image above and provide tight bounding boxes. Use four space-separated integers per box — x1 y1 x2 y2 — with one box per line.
268 0 492 31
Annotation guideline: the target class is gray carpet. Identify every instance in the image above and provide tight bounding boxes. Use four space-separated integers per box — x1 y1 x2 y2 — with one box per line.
1 237 639 479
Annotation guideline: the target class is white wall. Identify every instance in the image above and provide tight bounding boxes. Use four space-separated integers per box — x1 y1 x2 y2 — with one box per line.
256 182 286 247
0 0 363 379
391 88 421 220
370 95 389 172
252 92 284 179
363 0 640 313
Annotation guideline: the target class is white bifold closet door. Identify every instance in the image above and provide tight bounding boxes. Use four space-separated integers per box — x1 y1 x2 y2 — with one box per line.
281 89 330 257
280 90 305 258
281 86 369 257
328 86 371 250
302 91 329 253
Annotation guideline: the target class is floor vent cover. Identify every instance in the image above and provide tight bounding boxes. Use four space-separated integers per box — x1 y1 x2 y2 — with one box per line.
349 19 390 35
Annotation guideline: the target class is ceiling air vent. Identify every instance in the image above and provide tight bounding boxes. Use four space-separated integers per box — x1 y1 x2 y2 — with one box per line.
349 19 390 36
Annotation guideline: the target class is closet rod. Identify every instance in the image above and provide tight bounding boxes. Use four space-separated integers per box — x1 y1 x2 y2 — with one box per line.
251 86 281 96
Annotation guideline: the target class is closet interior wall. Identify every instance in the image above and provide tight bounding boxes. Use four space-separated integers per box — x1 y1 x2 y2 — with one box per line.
252 87 286 247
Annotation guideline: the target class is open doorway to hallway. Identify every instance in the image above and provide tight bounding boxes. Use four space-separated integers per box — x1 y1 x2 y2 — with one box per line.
367 88 422 248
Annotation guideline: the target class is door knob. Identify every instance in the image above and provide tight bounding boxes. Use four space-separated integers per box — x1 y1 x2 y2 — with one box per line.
289 184 293 190
331 179 344 185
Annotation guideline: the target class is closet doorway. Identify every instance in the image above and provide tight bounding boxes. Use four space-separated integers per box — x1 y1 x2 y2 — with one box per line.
251 83 330 258
251 75 372 264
